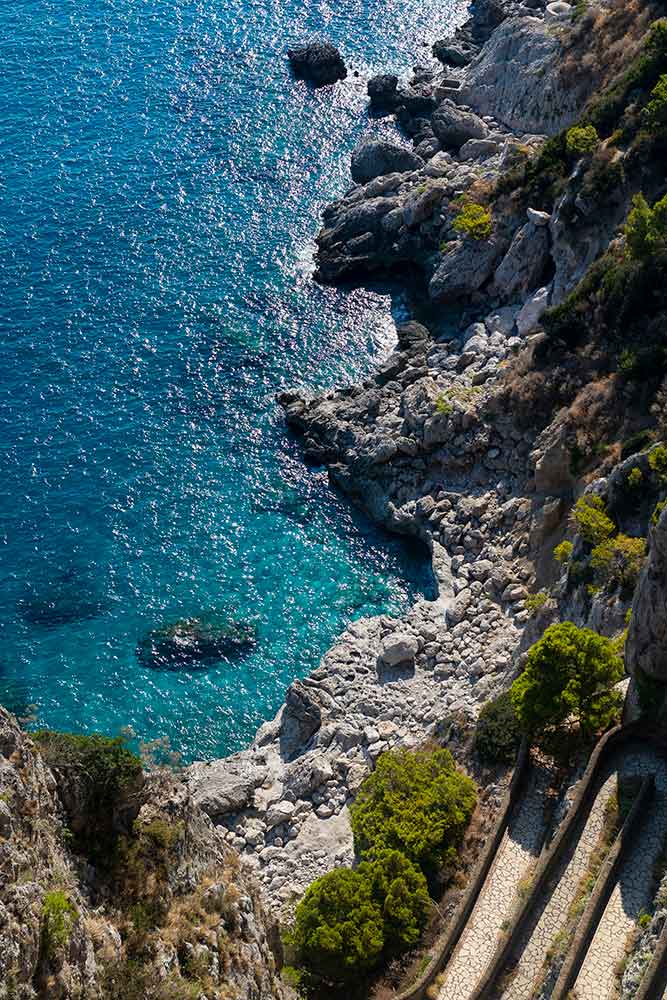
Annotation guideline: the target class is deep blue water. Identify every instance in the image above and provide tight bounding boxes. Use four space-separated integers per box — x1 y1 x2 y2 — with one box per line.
0 0 465 762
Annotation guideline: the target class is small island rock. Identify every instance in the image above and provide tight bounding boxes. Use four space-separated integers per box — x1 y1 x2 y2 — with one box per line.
287 40 347 86
367 73 399 109
137 613 256 670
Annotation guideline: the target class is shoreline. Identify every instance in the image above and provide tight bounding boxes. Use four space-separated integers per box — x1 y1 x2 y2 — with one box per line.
185 0 579 913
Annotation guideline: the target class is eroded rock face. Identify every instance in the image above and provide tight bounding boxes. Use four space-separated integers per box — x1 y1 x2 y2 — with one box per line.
458 17 583 133
626 505 667 683
0 708 289 1000
493 221 551 300
433 37 478 67
429 237 503 301
350 138 423 184
431 99 489 149
189 751 270 818
279 680 323 758
287 40 347 86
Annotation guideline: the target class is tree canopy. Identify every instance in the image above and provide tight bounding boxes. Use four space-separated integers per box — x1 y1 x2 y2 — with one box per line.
289 850 430 984
350 747 476 873
289 867 384 983
358 849 430 955
510 622 623 741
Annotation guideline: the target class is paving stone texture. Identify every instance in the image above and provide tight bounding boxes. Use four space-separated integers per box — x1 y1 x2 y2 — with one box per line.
497 766 619 1000
437 765 552 1000
573 745 667 1000
434 742 667 1000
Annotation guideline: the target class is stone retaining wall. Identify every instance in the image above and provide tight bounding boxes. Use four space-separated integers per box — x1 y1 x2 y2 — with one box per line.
472 723 642 999
550 773 655 1000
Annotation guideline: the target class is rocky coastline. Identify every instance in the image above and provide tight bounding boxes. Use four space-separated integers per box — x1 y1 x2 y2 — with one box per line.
185 0 625 915
6 0 667 995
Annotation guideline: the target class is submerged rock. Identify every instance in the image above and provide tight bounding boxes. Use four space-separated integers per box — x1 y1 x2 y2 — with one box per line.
287 40 347 86
137 614 257 670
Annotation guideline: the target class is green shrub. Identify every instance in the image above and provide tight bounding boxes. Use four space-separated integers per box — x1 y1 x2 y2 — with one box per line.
112 817 184 918
289 850 430 985
649 445 667 480
587 19 667 136
554 540 574 564
435 394 453 416
571 495 615 546
626 467 643 490
358 850 430 955
350 748 476 874
288 868 384 983
452 202 492 240
524 591 549 614
621 430 654 460
652 498 667 525
566 125 599 156
590 534 646 592
626 193 667 263
510 622 623 741
101 961 201 1000
541 254 612 346
41 891 77 957
619 349 639 376
475 692 522 764
644 73 667 132
32 731 143 860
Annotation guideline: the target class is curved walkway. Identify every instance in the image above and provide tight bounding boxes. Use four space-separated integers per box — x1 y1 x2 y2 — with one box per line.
497 767 619 1000
428 738 667 1000
573 745 667 1000
436 765 552 1000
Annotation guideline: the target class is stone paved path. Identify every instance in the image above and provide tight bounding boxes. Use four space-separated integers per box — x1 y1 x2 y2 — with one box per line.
498 768 619 1000
437 765 551 1000
573 746 667 1000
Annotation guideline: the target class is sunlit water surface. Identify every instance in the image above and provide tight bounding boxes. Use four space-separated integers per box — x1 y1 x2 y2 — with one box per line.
0 0 466 761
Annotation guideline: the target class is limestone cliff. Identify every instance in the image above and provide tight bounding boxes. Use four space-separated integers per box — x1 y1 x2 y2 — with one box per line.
0 707 290 1000
626 503 667 714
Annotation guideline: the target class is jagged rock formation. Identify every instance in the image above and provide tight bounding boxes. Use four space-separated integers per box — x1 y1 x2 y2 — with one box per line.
457 16 584 133
186 0 667 923
0 708 290 1000
287 40 346 86
626 502 667 705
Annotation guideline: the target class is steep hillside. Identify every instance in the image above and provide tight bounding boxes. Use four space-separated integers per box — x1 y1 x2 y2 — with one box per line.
0 708 290 1000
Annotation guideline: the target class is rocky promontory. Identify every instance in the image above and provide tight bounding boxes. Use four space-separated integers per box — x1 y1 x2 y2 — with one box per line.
186 0 667 924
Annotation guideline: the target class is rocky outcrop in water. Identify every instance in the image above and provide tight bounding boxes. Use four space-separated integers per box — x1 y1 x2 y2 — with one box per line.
136 614 257 670
165 0 667 953
287 40 347 86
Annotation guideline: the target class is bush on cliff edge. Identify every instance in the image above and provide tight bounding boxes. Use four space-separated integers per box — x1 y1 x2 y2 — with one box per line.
350 747 476 874
511 622 623 743
288 850 429 986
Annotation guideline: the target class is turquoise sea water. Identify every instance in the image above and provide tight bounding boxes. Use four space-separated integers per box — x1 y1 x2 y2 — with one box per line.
0 0 465 762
